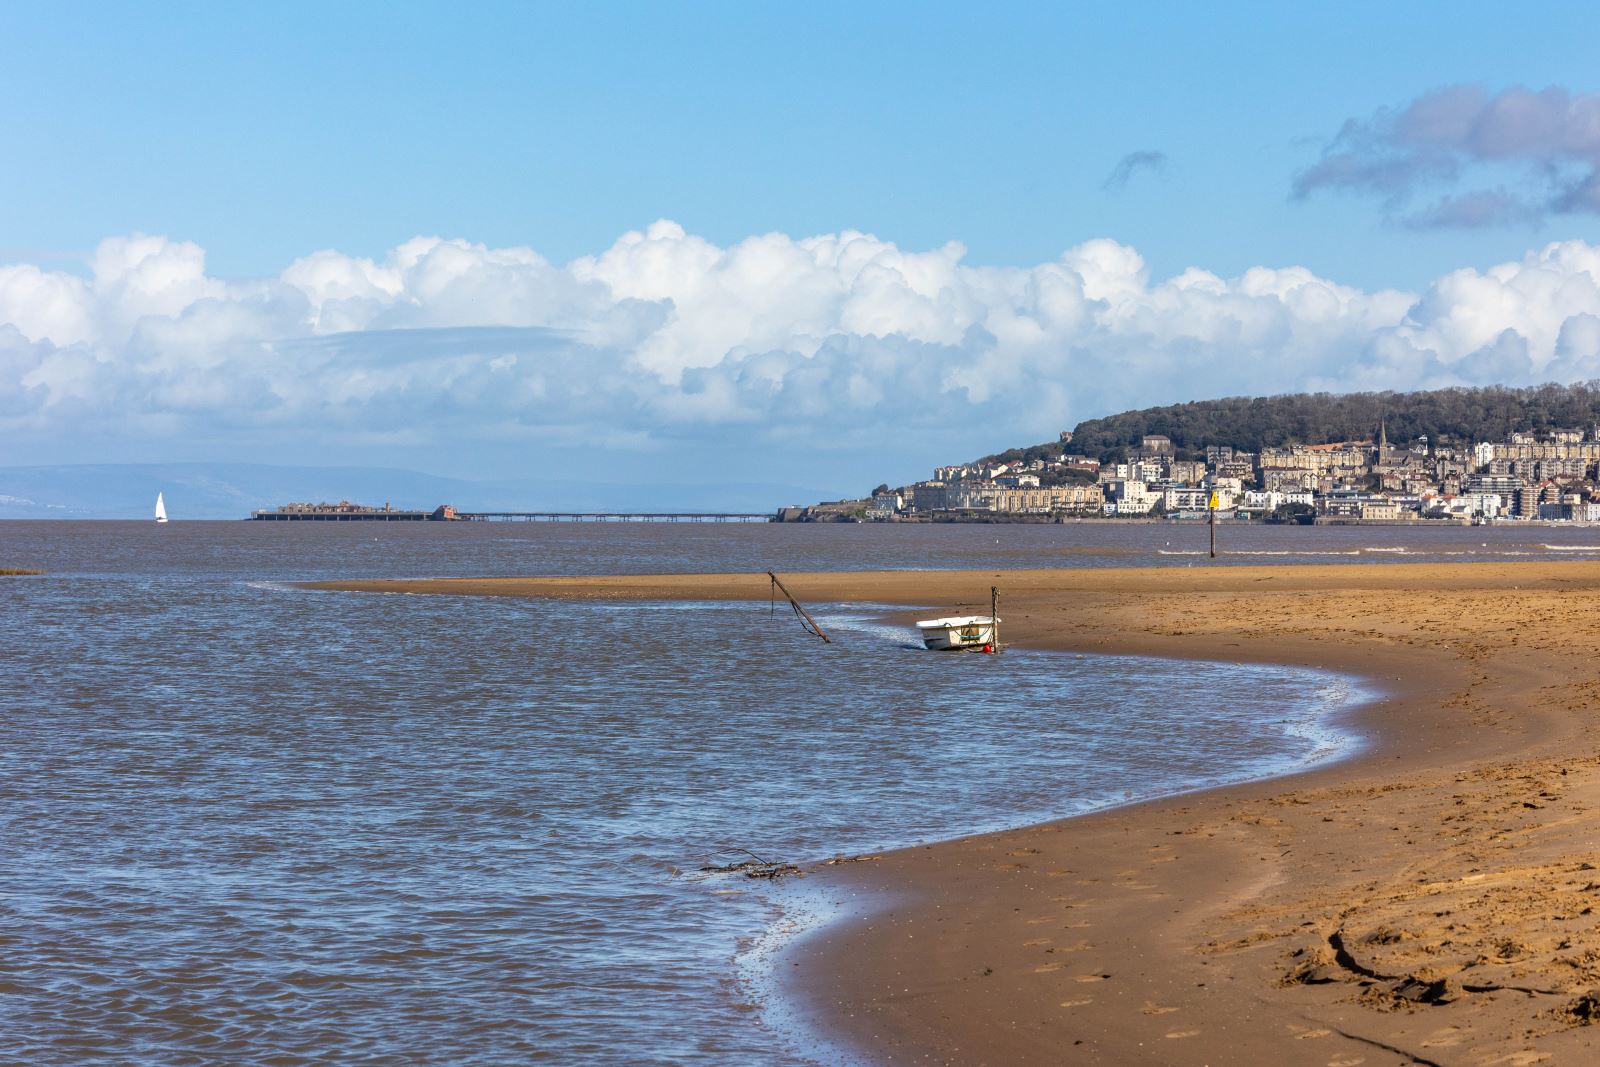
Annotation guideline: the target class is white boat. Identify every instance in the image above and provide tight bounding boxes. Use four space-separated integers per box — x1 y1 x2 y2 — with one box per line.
155 492 168 524
915 615 1000 651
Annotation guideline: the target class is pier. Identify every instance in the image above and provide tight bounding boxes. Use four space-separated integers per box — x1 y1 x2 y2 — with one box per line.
250 503 771 522
458 511 771 523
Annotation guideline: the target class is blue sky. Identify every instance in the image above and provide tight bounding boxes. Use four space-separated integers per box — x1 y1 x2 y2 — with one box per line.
6 2 1598 287
6 3 1600 495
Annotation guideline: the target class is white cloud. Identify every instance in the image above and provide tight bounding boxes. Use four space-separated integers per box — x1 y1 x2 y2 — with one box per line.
0 264 93 347
7 223 1600 481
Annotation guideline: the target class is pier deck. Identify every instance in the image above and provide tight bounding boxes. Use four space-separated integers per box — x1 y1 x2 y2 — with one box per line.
458 512 771 523
250 507 771 523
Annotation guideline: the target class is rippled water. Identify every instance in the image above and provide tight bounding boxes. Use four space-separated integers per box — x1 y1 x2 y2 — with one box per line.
4 519 1571 1064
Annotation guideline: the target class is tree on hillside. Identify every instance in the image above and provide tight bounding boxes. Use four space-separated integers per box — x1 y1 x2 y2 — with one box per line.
975 383 1600 466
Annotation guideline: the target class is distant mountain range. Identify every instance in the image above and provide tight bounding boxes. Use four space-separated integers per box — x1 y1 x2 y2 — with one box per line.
0 464 830 519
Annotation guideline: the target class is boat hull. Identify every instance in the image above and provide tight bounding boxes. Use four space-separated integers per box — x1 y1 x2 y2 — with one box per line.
915 616 998 651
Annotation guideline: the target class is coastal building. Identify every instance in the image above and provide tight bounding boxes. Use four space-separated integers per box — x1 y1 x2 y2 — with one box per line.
1165 487 1209 512
1132 435 1174 458
1242 489 1314 512
911 482 948 513
946 483 1004 511
892 424 1600 525
1478 430 1600 464
867 491 901 519
946 483 1103 514
1104 479 1159 515
1536 499 1600 521
1169 460 1206 484
1467 473 1519 496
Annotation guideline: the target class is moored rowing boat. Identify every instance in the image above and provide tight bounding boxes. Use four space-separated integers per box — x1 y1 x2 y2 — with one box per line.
915 615 999 651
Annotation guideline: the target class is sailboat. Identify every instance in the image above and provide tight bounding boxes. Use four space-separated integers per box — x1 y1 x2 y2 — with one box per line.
155 492 168 524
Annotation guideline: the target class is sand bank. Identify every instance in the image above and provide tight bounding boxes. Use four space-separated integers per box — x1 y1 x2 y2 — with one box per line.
307 562 1600 1064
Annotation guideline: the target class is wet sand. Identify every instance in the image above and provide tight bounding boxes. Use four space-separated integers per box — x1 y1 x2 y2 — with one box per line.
308 562 1600 1064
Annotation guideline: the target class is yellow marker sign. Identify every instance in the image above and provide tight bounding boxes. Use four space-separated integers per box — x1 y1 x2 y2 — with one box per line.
1208 491 1219 509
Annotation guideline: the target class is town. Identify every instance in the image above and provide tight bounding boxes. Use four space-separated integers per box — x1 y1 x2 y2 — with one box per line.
779 424 1600 523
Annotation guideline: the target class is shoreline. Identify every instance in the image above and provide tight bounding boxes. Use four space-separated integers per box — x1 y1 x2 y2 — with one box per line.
304 562 1600 1063
746 634 1375 1065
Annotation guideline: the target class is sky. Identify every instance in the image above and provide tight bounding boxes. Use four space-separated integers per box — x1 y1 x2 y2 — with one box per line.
6 2 1600 496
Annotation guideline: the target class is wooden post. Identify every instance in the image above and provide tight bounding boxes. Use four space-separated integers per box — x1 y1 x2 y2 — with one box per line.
768 571 831 643
1209 489 1217 559
990 586 1001 654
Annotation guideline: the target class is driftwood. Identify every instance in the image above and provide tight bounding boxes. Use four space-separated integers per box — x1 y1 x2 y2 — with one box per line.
700 848 802 880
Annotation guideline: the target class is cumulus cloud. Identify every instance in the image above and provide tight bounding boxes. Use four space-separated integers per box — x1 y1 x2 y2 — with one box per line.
7 224 1600 481
1294 84 1600 228
1103 150 1169 190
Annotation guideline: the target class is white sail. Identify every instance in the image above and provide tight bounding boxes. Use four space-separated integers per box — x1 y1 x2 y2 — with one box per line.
155 492 168 523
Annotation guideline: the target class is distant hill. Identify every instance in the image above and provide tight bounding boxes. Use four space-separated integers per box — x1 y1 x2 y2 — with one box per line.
985 383 1600 466
0 464 829 519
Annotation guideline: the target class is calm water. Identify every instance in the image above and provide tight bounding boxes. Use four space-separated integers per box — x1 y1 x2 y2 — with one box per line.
1 520 1588 1065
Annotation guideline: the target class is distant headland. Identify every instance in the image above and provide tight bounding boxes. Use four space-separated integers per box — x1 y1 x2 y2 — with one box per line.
783 382 1600 524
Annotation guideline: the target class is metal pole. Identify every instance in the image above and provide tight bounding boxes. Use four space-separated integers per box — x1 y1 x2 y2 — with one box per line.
1209 491 1217 558
767 571 831 643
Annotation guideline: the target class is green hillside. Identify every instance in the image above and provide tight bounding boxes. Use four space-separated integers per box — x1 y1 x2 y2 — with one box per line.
986 383 1600 466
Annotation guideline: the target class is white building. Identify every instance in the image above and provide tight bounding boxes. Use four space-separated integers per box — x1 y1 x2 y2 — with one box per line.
1241 490 1313 512
1465 492 1504 518
1105 479 1159 515
1165 487 1210 512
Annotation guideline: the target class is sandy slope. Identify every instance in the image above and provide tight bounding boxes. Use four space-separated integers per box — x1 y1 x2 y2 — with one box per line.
307 562 1600 1065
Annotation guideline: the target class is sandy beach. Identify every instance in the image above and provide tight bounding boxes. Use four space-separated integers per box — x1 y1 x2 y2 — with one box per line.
308 562 1600 1064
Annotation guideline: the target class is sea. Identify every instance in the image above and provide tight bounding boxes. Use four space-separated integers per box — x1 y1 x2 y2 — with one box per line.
3 520 1596 1065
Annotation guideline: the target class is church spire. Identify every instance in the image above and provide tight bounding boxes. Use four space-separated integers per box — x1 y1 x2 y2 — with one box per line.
1378 419 1389 466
